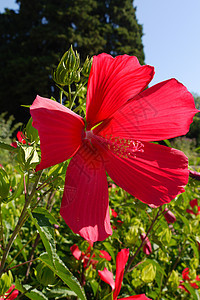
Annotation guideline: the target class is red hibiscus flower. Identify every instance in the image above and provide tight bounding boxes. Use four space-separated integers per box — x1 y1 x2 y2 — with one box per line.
11 131 26 148
186 199 200 215
98 248 151 300
30 53 198 242
140 233 152 255
0 285 19 300
179 268 200 293
70 243 111 269
163 208 176 224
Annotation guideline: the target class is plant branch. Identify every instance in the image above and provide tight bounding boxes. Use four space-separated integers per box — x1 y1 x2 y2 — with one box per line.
124 207 162 275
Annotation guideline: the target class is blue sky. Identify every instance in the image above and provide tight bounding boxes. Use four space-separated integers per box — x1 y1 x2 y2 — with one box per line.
1 0 200 94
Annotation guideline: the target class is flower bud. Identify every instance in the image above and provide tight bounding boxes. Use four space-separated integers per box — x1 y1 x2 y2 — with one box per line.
82 56 93 77
141 263 156 283
0 270 13 296
125 226 138 246
163 208 176 223
52 46 80 86
35 263 56 286
141 233 152 255
168 270 179 290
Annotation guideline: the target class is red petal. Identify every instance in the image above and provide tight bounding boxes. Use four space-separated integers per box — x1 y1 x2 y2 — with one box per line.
86 54 154 129
113 249 129 299
101 142 188 206
163 208 176 224
96 79 198 141
182 268 190 280
186 209 196 215
99 250 112 261
141 234 152 255
60 141 112 242
30 95 84 171
98 267 115 290
189 198 198 209
119 295 152 300
70 244 82 260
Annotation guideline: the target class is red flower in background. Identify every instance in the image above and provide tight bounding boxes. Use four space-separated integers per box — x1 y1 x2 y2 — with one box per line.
11 131 26 148
30 53 198 242
163 208 176 224
0 285 19 300
179 268 200 293
70 243 111 269
141 233 152 255
186 199 200 215
98 248 151 300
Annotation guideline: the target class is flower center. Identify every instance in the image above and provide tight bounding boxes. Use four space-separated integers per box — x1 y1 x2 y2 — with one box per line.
103 134 144 158
84 130 144 159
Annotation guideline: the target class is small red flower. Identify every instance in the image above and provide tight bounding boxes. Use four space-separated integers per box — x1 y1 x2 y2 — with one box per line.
111 208 118 218
186 199 200 215
141 233 152 255
30 53 199 242
11 131 26 148
163 208 176 223
98 249 151 300
70 243 111 269
0 285 19 300
179 268 200 293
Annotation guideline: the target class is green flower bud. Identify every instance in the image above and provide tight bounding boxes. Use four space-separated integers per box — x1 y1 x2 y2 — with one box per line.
0 168 10 202
82 56 93 77
190 258 199 270
168 270 179 290
0 271 13 295
125 226 138 246
158 228 172 244
52 46 80 86
72 70 81 83
35 263 56 286
141 263 156 283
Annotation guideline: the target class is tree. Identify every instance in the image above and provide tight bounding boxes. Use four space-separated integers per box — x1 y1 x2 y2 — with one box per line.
0 0 144 124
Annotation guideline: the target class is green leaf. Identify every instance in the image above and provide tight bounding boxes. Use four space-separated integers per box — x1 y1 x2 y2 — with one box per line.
163 139 172 147
33 207 58 225
15 280 48 300
39 252 87 300
29 211 56 265
103 242 116 263
102 292 113 300
0 141 17 151
182 282 199 300
26 117 39 142
46 287 77 298
174 206 190 231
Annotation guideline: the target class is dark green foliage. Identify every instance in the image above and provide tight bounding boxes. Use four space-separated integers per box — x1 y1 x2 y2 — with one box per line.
0 0 144 124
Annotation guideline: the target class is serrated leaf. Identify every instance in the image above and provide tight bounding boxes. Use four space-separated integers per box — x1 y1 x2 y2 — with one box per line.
29 211 56 265
46 287 76 298
39 253 87 300
33 207 58 225
15 279 48 300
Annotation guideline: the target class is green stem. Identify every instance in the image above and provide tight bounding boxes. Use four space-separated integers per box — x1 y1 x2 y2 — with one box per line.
60 90 63 104
0 203 5 250
5 232 38 271
0 171 42 276
124 207 162 275
68 84 72 105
